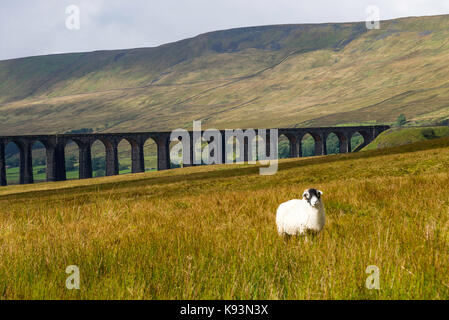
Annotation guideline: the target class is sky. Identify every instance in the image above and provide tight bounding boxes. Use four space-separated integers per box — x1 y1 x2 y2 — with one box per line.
1 0 449 61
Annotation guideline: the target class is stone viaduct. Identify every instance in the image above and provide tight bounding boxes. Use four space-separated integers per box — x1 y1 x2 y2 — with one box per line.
0 125 389 186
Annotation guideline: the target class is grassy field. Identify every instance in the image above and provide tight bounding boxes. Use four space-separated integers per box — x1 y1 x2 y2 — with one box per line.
5 165 157 185
1 137 449 299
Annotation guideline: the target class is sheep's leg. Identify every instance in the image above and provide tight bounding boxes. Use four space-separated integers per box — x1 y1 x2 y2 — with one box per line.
304 235 310 243
304 230 318 244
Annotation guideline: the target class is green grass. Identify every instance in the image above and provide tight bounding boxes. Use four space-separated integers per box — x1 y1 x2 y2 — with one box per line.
364 126 449 150
1 137 449 299
6 165 50 184
6 165 80 184
6 162 158 185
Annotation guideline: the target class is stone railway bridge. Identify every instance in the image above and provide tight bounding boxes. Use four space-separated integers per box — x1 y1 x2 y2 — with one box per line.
0 125 389 186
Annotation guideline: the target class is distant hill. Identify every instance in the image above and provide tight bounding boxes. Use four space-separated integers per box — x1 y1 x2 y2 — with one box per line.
1 14 449 134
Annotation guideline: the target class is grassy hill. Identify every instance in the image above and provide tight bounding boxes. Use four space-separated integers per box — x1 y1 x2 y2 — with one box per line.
2 15 449 134
363 126 449 150
1 137 449 299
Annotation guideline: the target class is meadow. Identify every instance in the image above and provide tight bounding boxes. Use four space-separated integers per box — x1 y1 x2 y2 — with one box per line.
0 136 449 299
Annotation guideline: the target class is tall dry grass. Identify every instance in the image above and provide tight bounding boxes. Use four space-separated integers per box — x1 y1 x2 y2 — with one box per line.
0 138 449 299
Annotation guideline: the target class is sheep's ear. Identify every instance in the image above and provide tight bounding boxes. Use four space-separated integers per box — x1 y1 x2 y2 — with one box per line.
302 191 309 199
317 190 323 196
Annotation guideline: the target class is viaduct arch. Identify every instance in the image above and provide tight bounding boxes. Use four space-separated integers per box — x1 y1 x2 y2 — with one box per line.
0 125 389 186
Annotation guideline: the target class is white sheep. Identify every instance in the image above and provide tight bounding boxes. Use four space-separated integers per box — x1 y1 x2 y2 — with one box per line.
276 188 325 236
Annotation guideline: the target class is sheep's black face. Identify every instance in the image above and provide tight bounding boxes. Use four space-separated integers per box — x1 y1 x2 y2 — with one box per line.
302 188 323 207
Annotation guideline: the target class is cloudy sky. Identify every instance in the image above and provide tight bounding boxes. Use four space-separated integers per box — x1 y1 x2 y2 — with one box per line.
1 0 449 61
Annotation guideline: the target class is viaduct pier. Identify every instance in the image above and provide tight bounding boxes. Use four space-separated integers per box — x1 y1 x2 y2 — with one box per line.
0 125 389 186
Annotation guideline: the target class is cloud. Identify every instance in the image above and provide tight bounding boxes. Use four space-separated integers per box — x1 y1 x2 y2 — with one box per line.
1 0 448 61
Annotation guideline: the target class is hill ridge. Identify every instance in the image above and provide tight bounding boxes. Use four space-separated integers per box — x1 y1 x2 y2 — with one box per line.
1 14 449 134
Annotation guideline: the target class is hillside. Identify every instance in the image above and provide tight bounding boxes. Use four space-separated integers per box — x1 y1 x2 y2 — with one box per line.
1 137 449 299
363 126 449 150
2 15 449 134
